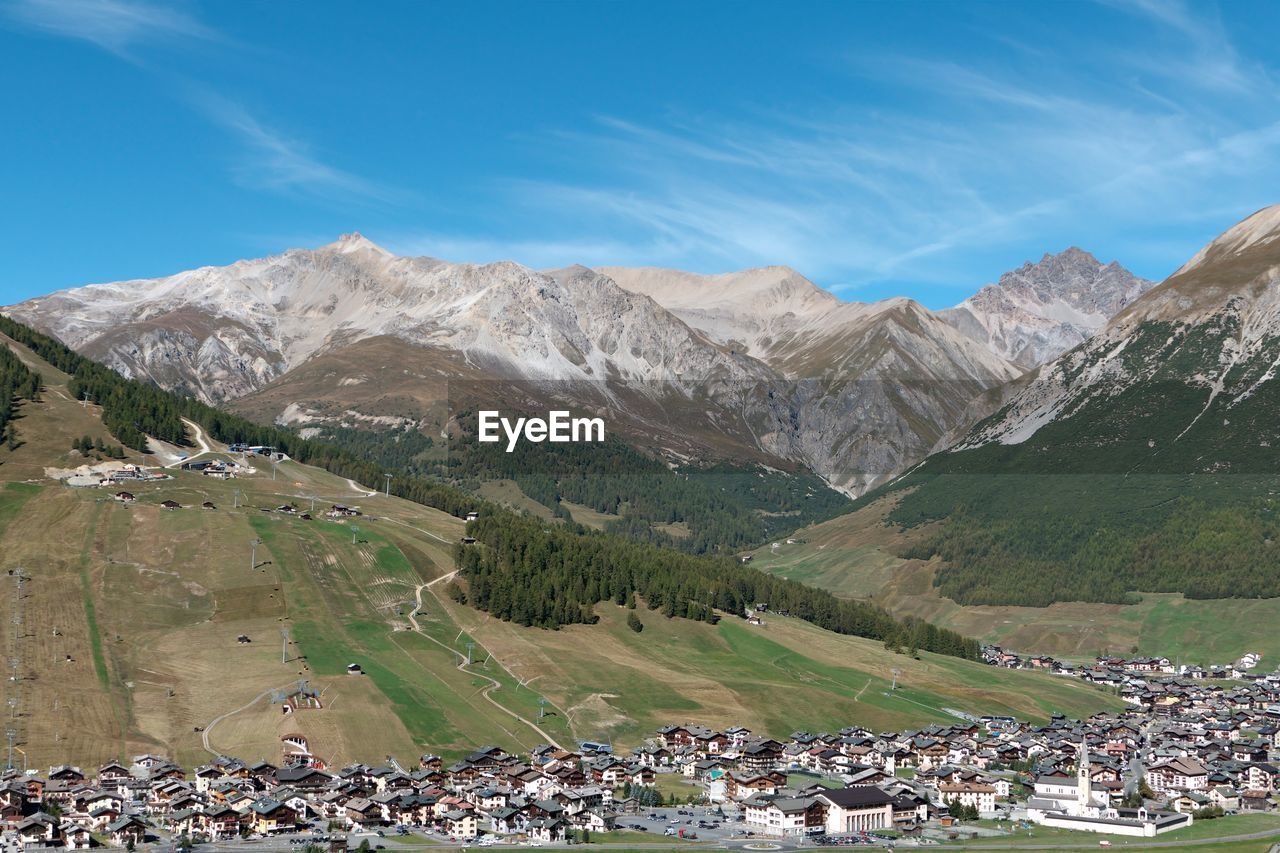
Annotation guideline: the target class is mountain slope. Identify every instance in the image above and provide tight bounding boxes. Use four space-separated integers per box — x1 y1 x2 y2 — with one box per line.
597 265 1031 493
874 205 1280 606
601 249 1151 373
13 235 767 403
0 325 1120 768
959 208 1280 463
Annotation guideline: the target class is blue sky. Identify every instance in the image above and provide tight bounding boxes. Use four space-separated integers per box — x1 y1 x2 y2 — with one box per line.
3 0 1280 308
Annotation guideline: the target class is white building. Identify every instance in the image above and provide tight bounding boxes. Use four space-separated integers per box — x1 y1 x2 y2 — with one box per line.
1026 739 1192 838
815 787 895 834
938 782 996 815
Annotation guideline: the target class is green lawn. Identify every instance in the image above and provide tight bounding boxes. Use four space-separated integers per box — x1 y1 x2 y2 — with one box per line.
747 495 1280 664
952 813 1280 848
1136 595 1280 662
1160 813 1280 841
650 773 703 803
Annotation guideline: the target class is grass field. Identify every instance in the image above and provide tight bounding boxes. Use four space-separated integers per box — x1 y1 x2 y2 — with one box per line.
561 500 620 530
749 496 1280 663
432 579 1123 747
951 813 1280 849
1159 813 1280 841
474 479 557 521
473 482 623 531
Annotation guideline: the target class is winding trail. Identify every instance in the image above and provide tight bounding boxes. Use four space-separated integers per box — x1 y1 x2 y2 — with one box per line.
406 578 564 749
380 515 454 545
201 682 299 755
347 478 378 497
165 418 216 468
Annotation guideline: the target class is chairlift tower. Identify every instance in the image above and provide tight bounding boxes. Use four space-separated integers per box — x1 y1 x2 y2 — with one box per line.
891 668 902 691
465 642 475 666
4 569 24 767
351 525 361 545
249 538 262 571
538 697 548 720
281 627 291 664
384 474 392 498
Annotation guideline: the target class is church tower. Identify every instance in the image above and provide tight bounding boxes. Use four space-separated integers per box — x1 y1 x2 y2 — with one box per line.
1076 736 1092 812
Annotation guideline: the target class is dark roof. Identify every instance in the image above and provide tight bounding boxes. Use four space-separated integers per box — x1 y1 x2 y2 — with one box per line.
817 787 894 808
276 765 331 783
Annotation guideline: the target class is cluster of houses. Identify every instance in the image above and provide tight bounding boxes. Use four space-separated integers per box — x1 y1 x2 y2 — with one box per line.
265 504 364 522
984 646 1267 683
97 465 169 485
646 703 1280 839
0 744 661 849
64 465 171 489
112 494 217 512
107 495 366 522
5 699 1280 849
982 646 1280 719
226 445 285 462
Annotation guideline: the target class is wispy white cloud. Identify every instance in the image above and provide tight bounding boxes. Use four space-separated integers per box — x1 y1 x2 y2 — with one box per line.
6 0 398 208
4 0 218 58
446 1 1280 301
1104 0 1271 95
186 89 406 206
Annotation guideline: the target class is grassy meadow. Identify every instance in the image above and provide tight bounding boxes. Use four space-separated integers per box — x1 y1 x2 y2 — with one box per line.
749 496 1280 664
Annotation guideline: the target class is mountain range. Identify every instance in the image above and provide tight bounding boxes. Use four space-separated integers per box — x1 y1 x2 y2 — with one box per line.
4 240 1152 496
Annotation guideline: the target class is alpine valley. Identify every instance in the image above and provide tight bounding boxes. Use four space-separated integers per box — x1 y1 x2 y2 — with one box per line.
6 205 1280 769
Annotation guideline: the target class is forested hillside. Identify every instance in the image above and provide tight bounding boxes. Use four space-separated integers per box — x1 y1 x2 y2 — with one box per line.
457 508 980 659
872 306 1280 606
0 339 42 450
308 412 851 555
0 316 979 660
447 411 850 553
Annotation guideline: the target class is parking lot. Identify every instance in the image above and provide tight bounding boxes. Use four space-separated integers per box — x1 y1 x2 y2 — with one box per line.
610 805 747 843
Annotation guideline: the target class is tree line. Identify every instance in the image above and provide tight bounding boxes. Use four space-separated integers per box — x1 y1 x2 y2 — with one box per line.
0 339 41 451
456 506 980 659
447 409 851 554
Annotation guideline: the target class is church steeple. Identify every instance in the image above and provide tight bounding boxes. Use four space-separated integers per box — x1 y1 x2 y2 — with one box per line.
1076 736 1091 809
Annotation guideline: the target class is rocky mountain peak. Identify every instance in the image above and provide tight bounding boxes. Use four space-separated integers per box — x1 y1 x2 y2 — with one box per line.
326 232 392 257
1114 205 1280 328
939 248 1154 369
